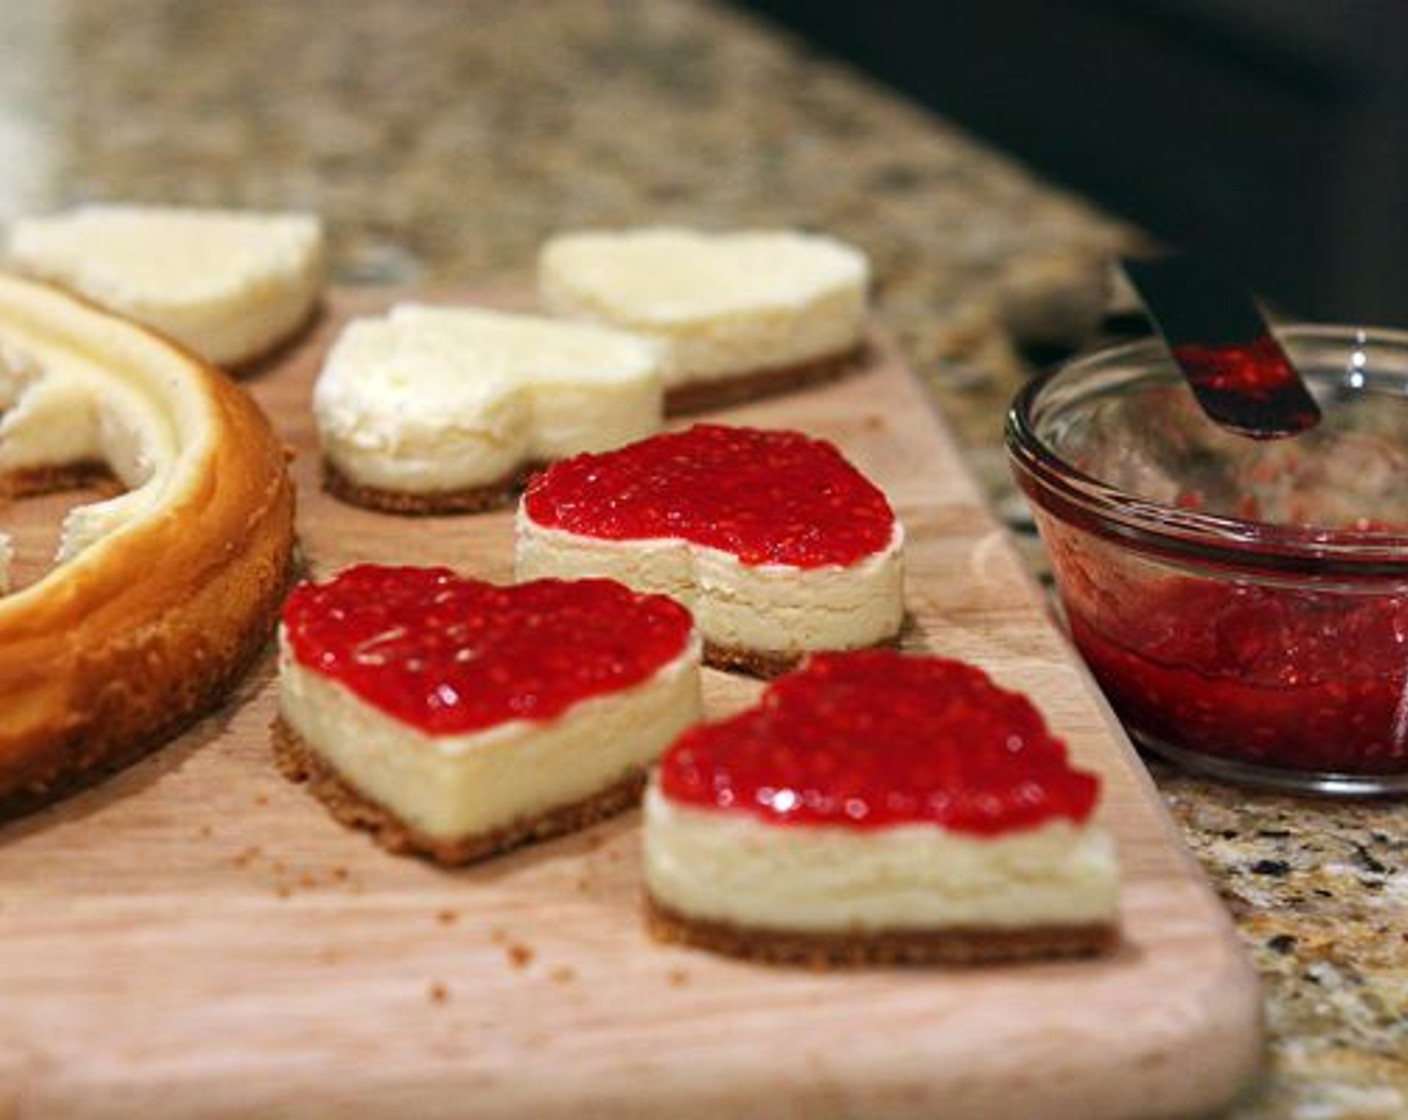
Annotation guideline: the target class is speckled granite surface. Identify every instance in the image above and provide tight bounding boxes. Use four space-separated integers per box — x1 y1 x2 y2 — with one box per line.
0 2 1402 1116
1157 769 1406 1118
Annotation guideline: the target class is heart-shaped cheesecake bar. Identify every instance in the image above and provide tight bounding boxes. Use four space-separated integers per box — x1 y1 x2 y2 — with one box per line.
643 650 1119 966
315 304 664 514
539 227 869 412
277 565 701 864
8 204 324 367
515 423 904 675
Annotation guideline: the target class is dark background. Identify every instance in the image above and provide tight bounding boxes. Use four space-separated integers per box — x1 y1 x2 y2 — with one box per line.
740 0 1408 326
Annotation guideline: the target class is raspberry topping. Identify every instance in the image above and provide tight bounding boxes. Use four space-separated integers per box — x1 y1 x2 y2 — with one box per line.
522 423 896 568
1066 578 1408 774
282 566 694 735
658 650 1100 834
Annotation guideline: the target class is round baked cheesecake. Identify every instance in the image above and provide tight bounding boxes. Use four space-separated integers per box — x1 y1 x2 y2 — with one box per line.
0 271 295 814
539 227 869 411
314 303 664 514
276 566 703 864
643 650 1120 966
515 423 905 675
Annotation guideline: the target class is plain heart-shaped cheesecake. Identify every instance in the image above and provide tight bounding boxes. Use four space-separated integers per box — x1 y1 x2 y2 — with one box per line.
643 650 1120 966
314 304 665 514
275 566 701 864
7 204 324 368
539 227 869 412
514 423 905 675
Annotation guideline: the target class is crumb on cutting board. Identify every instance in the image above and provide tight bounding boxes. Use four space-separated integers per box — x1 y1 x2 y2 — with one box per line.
232 845 262 868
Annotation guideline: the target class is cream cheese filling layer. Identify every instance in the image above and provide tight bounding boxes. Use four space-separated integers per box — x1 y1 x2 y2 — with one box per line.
8 205 325 366
539 228 869 385
643 784 1120 932
278 633 702 841
515 513 904 657
313 304 664 494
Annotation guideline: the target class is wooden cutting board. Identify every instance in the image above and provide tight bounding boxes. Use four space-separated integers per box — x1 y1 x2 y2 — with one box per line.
0 290 1262 1119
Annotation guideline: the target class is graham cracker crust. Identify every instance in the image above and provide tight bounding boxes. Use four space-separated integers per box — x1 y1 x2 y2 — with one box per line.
664 344 865 414
704 630 902 680
0 460 123 501
703 642 803 679
272 718 646 866
322 459 539 516
644 894 1120 968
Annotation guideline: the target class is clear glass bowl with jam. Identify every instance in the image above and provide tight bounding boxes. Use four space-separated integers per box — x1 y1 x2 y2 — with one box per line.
1006 325 1408 796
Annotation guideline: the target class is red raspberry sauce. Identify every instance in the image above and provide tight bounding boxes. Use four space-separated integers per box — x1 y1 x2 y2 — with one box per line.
659 650 1100 834
522 424 896 568
1066 581 1408 774
282 566 693 735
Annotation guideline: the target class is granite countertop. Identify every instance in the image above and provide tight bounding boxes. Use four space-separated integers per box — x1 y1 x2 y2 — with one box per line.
0 1 1403 1116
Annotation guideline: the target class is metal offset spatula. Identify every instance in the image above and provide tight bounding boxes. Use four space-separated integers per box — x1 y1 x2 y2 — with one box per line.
1122 255 1321 439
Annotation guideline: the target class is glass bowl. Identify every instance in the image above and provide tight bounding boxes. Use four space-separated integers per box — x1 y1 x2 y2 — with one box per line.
1006 324 1408 796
